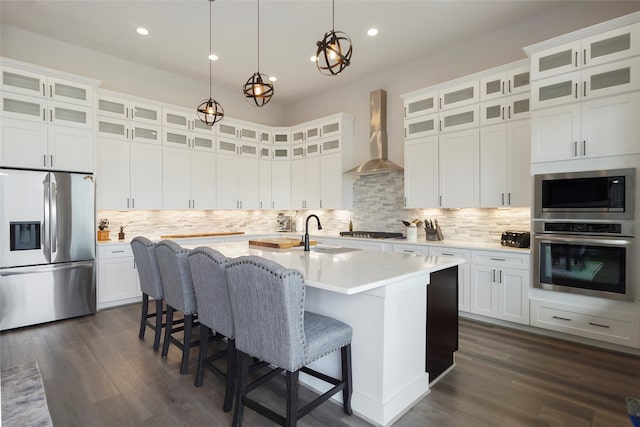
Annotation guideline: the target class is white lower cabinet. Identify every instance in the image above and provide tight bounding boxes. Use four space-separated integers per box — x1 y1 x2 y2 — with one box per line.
470 250 530 325
429 247 471 313
530 299 640 348
97 244 140 310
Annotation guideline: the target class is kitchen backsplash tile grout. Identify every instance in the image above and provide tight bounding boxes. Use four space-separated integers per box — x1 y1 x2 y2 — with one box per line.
99 173 530 244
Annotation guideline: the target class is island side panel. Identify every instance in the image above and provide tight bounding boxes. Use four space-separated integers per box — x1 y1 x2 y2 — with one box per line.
303 273 430 427
426 266 459 381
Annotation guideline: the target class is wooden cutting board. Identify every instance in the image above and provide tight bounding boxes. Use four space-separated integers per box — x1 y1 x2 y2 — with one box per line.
248 238 317 249
160 231 245 239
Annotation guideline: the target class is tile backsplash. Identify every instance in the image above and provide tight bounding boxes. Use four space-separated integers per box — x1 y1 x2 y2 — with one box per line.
99 172 530 244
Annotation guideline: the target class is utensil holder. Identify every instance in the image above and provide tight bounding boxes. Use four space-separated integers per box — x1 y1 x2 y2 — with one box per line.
426 229 439 241
407 225 417 241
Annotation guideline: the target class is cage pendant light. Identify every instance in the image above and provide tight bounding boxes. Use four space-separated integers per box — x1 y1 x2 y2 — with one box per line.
243 0 274 106
197 0 224 125
316 0 352 76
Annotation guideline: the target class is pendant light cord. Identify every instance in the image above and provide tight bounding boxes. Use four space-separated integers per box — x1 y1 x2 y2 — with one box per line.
257 0 260 72
332 0 335 31
208 0 213 99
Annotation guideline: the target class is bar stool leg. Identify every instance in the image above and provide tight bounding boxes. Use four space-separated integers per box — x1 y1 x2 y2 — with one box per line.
223 338 236 412
181 314 194 374
232 352 250 427
341 344 353 415
139 293 149 339
286 370 299 427
162 306 174 358
195 325 210 387
153 299 163 351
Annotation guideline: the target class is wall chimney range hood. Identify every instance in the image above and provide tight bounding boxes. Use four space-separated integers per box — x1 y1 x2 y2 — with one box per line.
345 89 403 175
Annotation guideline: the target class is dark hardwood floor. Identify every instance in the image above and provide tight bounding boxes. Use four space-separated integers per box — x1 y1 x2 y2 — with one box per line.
1 303 638 426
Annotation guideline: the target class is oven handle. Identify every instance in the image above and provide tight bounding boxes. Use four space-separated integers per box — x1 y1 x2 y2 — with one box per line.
534 233 634 247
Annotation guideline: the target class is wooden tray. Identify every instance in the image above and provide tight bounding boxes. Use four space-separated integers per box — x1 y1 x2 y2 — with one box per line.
248 238 316 249
160 231 245 239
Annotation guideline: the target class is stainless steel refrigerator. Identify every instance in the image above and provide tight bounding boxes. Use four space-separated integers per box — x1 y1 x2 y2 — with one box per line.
0 168 96 330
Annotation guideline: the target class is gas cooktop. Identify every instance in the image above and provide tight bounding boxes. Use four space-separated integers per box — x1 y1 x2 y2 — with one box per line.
339 231 403 239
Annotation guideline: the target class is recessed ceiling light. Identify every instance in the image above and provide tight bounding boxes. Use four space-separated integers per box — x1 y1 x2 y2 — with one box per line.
367 28 378 37
208 53 219 61
269 76 277 82
136 27 149 36
310 55 317 62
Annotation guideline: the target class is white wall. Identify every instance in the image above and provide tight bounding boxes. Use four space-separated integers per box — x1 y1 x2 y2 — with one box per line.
0 25 287 127
282 1 640 170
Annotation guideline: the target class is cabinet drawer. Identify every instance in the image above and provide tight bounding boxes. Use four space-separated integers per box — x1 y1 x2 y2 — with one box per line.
393 244 428 255
471 250 529 269
532 301 639 348
98 244 133 259
430 247 470 262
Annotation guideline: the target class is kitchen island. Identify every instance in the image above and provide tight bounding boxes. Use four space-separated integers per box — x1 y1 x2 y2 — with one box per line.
185 240 464 426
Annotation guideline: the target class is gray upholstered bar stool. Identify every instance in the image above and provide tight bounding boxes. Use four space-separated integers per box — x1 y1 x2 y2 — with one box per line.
188 246 235 412
225 255 353 427
130 236 164 351
155 240 199 375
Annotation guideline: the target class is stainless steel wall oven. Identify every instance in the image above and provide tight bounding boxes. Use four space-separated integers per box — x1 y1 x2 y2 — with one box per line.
533 167 636 301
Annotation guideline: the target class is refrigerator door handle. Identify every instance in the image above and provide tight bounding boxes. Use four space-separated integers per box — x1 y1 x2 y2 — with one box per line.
43 174 52 263
50 176 58 255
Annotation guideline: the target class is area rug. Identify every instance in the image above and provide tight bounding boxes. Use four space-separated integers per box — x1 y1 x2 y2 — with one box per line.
1 361 53 427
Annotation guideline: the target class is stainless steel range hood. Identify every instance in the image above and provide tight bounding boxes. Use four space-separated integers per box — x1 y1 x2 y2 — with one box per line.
345 89 403 175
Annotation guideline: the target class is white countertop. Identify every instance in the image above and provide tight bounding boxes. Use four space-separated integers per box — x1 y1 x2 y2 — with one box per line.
183 241 464 295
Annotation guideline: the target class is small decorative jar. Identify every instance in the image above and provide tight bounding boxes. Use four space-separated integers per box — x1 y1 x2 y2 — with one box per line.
407 223 417 241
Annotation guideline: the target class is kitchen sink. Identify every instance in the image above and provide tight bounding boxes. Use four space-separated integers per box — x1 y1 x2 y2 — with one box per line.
311 246 361 254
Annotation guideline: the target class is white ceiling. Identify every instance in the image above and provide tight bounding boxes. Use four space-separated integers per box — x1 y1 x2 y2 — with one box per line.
0 0 581 105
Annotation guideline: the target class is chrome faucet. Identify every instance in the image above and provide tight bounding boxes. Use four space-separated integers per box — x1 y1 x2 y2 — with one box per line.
304 214 322 251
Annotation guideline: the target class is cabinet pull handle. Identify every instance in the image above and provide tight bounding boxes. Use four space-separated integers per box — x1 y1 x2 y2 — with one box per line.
404 128 407 138
127 198 130 209
552 315 572 322
583 81 586 97
501 193 505 205
42 83 46 96
112 250 126 253
439 97 442 109
43 154 47 167
492 269 496 282
508 193 511 205
42 108 46 121
439 195 443 206
583 49 587 65
490 257 506 261
588 321 610 329
404 197 407 207
501 107 504 120
498 270 502 283
574 51 578 67
508 106 511 119
404 107 407 117
508 80 511 93
441 253 454 256
127 128 129 139
501 81 505 95
574 83 578 98
439 120 442 131
50 155 53 167
582 141 586 156
403 249 416 253
574 141 578 157
132 198 135 209
49 109 53 122
49 84 53 98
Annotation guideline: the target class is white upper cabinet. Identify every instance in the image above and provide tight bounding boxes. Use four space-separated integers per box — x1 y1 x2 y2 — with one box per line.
271 128 290 144
403 90 439 119
404 136 439 208
438 128 480 208
438 80 479 111
531 23 640 81
97 95 160 124
506 65 531 95
404 114 438 139
439 104 479 133
480 72 508 101
1 92 91 129
2 66 93 107
216 119 260 143
480 92 530 126
163 107 214 136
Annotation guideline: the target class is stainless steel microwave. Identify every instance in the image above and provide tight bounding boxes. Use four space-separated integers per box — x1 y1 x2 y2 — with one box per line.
534 168 636 221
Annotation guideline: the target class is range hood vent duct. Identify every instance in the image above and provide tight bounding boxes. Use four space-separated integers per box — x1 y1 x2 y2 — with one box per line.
345 89 403 176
